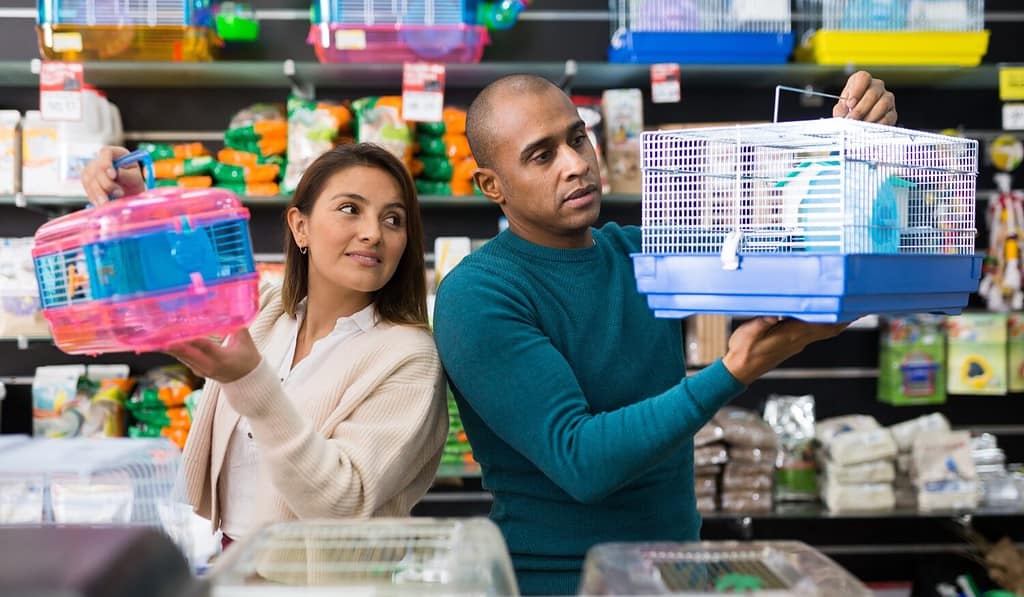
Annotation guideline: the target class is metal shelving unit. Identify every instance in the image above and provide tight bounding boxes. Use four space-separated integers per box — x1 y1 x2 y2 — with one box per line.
0 60 1003 91
0 194 642 210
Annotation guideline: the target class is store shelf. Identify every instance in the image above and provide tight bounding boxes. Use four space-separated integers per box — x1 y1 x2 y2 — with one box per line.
0 194 641 209
702 503 1024 521
0 60 1003 90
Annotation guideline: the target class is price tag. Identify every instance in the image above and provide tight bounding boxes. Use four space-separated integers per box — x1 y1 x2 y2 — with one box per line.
335 29 366 50
402 62 445 123
1000 66 1024 102
39 61 83 122
732 0 789 21
650 63 681 104
1005 104 1024 131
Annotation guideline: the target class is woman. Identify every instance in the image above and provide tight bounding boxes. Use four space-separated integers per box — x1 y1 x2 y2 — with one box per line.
82 144 448 546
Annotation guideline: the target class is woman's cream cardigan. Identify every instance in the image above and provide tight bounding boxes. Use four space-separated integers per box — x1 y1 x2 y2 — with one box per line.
181 283 448 532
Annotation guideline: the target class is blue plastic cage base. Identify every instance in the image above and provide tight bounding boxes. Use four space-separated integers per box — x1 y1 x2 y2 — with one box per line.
632 253 982 323
608 32 794 64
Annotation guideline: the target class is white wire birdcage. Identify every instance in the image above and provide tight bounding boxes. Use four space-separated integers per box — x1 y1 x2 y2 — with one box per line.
795 0 984 33
632 117 982 322
210 518 519 596
608 0 794 63
315 0 468 25
0 438 190 546
640 118 977 257
580 541 873 595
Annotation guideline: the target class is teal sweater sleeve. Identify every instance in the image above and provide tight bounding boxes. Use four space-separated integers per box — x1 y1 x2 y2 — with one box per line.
433 265 745 505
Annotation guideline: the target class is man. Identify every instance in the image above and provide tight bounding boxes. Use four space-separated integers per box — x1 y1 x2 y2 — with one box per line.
432 72 896 595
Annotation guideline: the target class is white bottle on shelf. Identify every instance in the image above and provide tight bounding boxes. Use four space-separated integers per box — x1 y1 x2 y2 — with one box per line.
0 111 20 195
56 86 122 196
21 110 61 196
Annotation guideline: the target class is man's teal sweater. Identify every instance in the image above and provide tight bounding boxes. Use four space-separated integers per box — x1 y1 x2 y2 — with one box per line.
432 223 745 596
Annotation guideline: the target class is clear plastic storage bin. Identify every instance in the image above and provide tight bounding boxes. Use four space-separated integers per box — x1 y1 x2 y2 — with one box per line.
0 437 184 529
580 541 873 596
209 517 520 595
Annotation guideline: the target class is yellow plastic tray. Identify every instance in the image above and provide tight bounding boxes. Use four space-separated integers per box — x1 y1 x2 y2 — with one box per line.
38 25 220 62
796 30 990 66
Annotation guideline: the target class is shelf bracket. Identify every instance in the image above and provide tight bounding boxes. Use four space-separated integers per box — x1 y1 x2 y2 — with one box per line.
283 59 314 100
731 515 754 540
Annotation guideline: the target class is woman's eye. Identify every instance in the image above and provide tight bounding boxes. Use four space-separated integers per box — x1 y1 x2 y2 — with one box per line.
384 215 402 227
339 204 357 214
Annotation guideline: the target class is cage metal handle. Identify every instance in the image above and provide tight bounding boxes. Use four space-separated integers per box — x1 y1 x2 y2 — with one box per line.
773 85 846 124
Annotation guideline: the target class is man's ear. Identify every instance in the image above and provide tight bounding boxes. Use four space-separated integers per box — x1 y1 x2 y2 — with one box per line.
473 168 504 206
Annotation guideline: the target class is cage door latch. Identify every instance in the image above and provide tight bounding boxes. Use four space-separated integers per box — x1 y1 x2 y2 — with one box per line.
720 230 742 271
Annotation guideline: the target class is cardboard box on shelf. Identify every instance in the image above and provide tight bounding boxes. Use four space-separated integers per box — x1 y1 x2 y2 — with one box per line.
947 313 1008 396
601 89 643 195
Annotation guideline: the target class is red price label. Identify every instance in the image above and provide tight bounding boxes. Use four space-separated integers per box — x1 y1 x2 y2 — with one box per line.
402 63 445 123
650 63 681 104
39 61 83 122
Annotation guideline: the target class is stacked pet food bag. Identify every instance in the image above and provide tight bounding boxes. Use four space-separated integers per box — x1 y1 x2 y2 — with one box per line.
695 407 778 514
32 363 200 450
283 96 353 194
413 107 477 197
764 394 819 505
126 365 202 450
817 412 998 512
32 364 135 439
887 414 945 508
142 142 218 190
284 96 480 198
351 96 413 170
719 408 778 513
816 415 898 513
143 104 289 196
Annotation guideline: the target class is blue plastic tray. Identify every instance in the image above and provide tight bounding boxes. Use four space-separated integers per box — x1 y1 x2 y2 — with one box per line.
631 253 983 323
608 32 794 64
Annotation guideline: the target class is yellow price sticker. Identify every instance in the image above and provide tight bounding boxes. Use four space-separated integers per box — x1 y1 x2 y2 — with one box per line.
1000 67 1024 101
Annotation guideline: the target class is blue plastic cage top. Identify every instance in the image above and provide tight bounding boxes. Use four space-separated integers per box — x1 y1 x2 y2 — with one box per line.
312 0 472 25
609 0 794 63
34 218 254 311
37 0 215 27
633 118 981 322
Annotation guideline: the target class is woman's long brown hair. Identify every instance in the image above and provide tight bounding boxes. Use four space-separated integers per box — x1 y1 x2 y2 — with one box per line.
281 143 428 327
